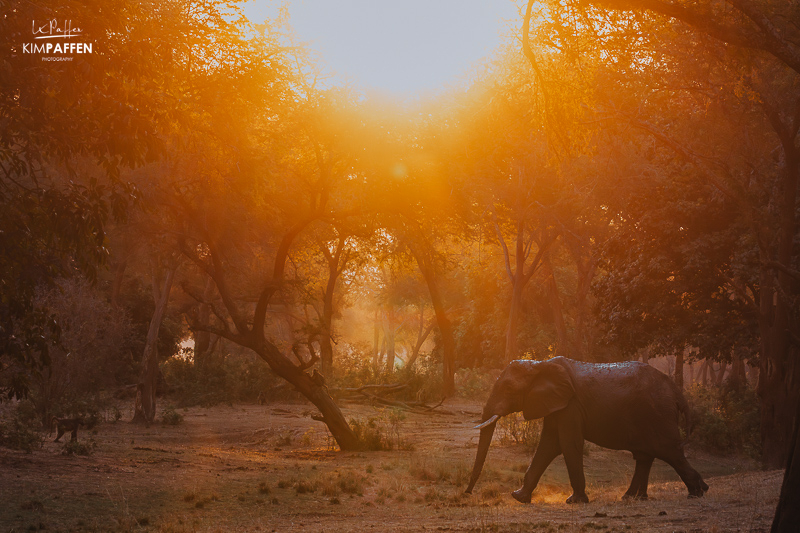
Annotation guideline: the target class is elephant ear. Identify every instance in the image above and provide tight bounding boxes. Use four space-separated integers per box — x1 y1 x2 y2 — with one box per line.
522 362 575 420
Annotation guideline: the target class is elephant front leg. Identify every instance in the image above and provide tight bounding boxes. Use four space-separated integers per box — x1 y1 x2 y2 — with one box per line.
623 453 654 500
557 402 588 504
512 416 561 504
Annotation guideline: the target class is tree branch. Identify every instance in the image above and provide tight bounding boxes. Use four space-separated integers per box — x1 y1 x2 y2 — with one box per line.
252 216 317 340
179 237 249 336
766 260 800 284
594 0 800 74
522 232 557 285
491 208 515 283
188 320 246 347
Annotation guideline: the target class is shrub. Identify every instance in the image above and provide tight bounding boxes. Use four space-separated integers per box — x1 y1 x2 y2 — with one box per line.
686 383 760 457
295 480 317 494
480 482 502 500
161 351 299 407
497 413 541 448
350 409 413 451
454 369 495 399
330 343 443 404
160 406 184 426
336 470 367 495
0 401 43 452
350 417 387 450
26 280 130 425
62 437 95 456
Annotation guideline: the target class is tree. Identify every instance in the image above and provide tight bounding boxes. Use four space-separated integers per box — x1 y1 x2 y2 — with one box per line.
526 0 800 469
317 234 356 376
131 255 180 424
0 0 173 397
169 79 372 449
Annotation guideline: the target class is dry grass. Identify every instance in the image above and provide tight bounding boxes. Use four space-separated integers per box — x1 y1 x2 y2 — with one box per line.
0 400 780 532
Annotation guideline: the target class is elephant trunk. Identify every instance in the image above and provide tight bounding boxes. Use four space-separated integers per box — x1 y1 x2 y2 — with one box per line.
464 420 497 494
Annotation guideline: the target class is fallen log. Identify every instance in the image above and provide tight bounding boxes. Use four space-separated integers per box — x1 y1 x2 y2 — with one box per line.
332 383 408 396
340 391 453 415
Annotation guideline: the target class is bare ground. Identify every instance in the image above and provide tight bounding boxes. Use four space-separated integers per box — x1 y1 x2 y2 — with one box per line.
0 399 781 532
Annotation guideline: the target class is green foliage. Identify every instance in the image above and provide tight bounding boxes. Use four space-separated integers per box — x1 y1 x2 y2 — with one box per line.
455 369 495 400
394 356 443 403
13 279 130 425
331 343 442 403
0 401 43 453
160 406 184 426
686 384 760 457
117 277 183 378
161 351 286 407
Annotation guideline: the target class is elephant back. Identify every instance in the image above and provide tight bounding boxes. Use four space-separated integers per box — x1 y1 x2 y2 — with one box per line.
567 359 686 451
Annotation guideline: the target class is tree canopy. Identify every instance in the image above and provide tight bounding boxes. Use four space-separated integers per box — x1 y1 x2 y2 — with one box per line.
2 2 798 500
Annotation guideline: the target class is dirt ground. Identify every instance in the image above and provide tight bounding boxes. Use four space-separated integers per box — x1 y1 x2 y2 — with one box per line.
0 399 781 532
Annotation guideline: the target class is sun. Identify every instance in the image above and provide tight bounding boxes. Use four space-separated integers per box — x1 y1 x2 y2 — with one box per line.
243 0 519 97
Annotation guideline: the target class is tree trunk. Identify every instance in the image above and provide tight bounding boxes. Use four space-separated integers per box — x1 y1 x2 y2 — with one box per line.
384 306 396 374
674 350 684 390
728 354 746 391
407 309 435 369
193 276 214 370
320 235 346 377
372 309 382 371
700 360 709 386
505 279 524 360
503 221 528 360
572 272 593 357
132 262 177 425
319 274 335 377
759 326 800 468
771 398 800 532
496 219 553 362
564 235 598 357
758 261 800 468
757 107 800 469
259 341 360 451
423 276 455 396
411 244 456 397
543 256 568 355
715 361 728 386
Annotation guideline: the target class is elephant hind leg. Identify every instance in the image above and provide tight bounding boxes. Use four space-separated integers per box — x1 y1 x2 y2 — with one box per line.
660 449 708 498
622 453 654 500
512 415 561 504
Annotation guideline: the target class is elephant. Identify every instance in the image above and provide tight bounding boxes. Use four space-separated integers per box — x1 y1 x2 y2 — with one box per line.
464 356 708 504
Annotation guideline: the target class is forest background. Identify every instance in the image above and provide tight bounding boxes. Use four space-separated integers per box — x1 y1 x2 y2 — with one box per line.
1 0 799 526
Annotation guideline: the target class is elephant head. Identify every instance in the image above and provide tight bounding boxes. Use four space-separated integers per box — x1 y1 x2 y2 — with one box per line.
464 359 574 494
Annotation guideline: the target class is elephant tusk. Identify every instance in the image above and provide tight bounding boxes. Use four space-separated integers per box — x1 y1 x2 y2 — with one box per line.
473 414 499 429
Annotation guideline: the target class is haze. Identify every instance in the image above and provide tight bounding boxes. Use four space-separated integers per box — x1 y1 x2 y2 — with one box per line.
243 0 519 96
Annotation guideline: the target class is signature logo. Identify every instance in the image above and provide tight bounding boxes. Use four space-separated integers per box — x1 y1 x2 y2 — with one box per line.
32 19 83 40
22 19 93 60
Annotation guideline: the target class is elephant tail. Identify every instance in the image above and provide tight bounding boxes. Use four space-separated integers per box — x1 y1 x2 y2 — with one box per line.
677 393 693 446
